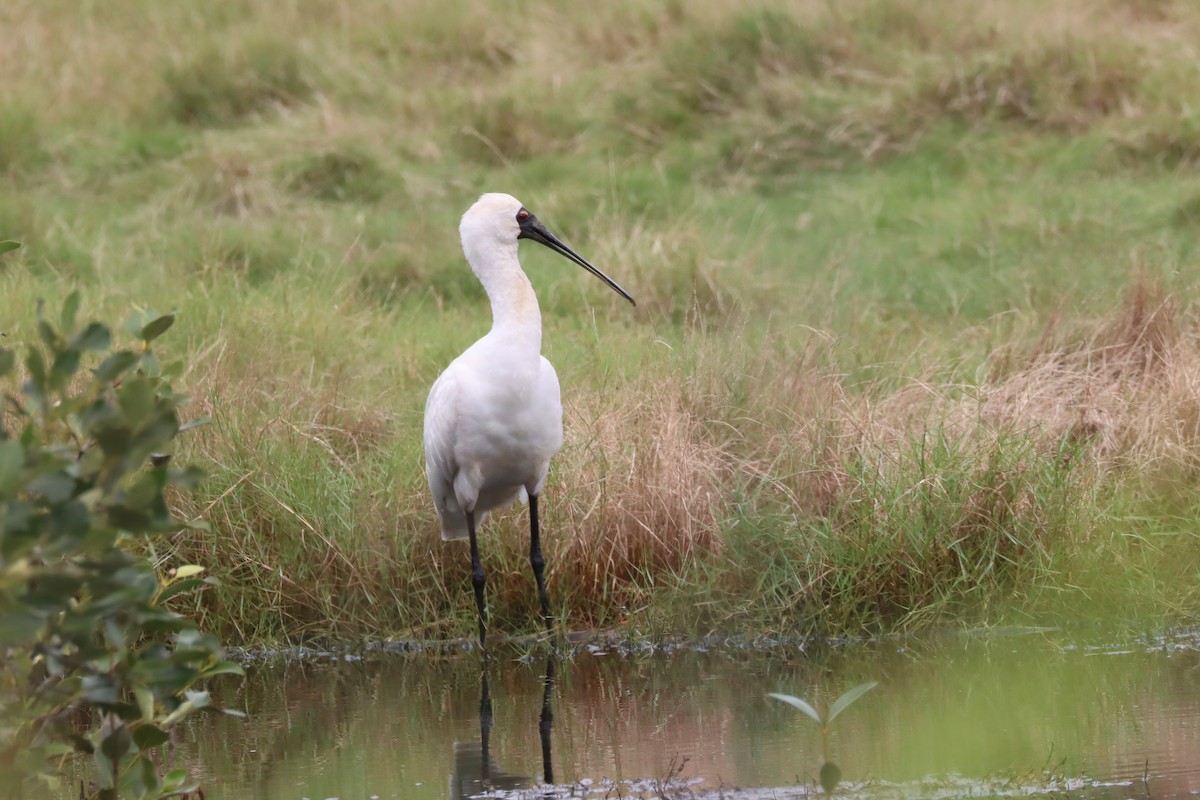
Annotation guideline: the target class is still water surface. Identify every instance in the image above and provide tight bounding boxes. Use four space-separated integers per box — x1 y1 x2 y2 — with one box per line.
167 628 1200 799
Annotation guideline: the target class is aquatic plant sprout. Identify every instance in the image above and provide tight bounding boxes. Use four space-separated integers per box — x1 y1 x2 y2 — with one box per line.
768 681 878 725
769 682 878 794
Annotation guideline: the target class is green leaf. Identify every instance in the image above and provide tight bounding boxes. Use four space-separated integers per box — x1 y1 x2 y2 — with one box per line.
69 734 94 755
92 420 133 456
0 241 20 255
135 686 156 722
117 376 156 422
140 314 175 344
0 440 23 494
170 465 206 489
159 700 196 727
49 347 80 390
27 471 74 502
178 415 211 433
165 781 205 798
826 681 878 723
107 503 151 531
129 414 181 460
71 321 112 352
25 347 47 393
93 350 138 382
0 608 42 642
93 747 115 789
140 347 161 376
157 577 206 603
125 468 167 509
24 572 84 608
203 662 245 679
36 316 58 350
132 723 170 750
138 754 162 794
126 309 150 337
47 499 90 542
161 359 185 380
160 767 190 791
100 724 132 763
0 347 15 378
105 618 130 662
60 291 81 333
768 692 822 723
82 675 119 706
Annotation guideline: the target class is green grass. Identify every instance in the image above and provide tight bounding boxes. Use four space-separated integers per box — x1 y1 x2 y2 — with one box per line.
4 0 1200 645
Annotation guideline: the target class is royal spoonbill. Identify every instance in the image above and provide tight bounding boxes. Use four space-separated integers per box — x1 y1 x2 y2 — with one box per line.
424 193 635 646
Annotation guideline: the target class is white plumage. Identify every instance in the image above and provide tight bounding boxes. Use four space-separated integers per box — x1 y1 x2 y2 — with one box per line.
423 193 634 644
423 320 562 541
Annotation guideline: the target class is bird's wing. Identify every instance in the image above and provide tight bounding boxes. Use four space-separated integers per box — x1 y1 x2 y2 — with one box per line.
423 368 461 509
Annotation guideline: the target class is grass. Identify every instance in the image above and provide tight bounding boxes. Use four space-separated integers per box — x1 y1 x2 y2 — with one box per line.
4 0 1200 645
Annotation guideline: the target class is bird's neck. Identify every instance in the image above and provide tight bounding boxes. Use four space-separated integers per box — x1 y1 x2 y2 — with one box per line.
473 246 543 353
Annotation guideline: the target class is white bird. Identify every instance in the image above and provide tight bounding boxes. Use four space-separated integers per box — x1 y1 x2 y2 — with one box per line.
424 193 635 646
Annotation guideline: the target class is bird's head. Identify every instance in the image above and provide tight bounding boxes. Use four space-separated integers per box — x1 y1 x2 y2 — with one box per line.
460 193 525 250
459 193 636 306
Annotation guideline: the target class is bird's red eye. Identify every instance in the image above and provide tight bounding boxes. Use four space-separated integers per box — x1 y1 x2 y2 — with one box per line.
517 209 530 222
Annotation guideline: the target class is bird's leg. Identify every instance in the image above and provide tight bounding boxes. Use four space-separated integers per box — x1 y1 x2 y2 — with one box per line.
539 650 556 785
529 494 552 633
467 509 487 647
479 662 493 784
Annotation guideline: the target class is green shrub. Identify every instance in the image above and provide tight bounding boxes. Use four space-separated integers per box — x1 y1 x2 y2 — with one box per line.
0 291 241 799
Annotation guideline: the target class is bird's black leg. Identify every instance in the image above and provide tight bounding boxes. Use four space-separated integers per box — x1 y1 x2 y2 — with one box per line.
529 494 552 633
539 650 556 785
479 664 493 784
467 509 487 647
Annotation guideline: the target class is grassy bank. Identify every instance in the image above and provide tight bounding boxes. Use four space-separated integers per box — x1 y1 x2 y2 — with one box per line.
3 0 1200 644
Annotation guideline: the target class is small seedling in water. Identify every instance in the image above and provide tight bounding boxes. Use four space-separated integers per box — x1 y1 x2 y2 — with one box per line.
769 681 877 795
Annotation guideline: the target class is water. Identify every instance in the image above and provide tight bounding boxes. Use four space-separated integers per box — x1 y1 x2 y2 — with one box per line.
159 629 1200 798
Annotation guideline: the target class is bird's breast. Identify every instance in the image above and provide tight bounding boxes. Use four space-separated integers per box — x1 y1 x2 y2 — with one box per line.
453 355 563 489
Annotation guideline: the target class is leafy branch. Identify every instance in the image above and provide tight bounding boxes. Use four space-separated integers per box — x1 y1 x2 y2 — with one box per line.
0 290 239 799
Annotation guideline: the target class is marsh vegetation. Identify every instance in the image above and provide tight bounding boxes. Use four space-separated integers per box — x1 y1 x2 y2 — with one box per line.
3 0 1200 644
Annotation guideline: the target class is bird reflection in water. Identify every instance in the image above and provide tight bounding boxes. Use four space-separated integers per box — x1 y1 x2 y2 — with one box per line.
450 654 556 799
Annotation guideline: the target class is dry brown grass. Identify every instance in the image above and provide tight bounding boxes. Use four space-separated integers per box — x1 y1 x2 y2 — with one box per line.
553 386 731 605
976 281 1200 477
631 279 1200 630
749 277 1200 490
